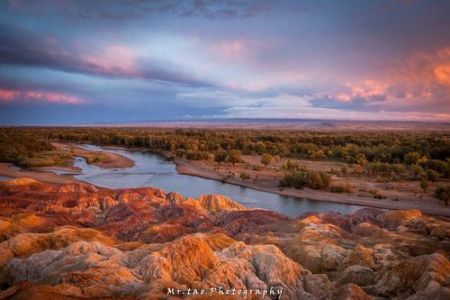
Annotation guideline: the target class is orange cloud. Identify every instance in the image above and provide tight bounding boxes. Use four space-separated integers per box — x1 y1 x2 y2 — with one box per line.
333 46 450 110
0 88 85 104
434 63 450 85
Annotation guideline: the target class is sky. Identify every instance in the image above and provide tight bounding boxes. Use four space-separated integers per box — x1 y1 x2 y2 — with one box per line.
0 0 450 125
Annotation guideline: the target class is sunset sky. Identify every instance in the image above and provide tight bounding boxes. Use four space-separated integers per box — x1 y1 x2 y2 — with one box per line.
1 0 450 124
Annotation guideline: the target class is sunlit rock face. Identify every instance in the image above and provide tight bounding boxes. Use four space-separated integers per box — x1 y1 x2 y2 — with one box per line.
0 178 449 299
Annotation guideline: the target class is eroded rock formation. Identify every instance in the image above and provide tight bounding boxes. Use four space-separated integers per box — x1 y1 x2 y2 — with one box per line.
0 178 449 299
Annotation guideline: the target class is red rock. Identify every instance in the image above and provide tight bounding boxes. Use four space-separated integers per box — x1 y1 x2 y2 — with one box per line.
0 178 449 299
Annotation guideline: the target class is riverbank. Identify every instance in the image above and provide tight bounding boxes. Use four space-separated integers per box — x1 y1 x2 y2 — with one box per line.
2 143 449 216
0 144 134 185
0 163 79 184
174 156 450 217
52 143 134 169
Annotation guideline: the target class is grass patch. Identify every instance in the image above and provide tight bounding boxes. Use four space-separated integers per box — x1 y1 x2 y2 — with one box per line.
17 150 73 168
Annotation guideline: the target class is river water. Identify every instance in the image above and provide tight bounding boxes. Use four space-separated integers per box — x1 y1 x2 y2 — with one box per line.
74 145 363 217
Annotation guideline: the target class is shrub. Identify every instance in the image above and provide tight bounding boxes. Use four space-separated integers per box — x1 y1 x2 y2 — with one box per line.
175 149 185 157
252 165 263 171
214 151 227 162
404 152 421 165
411 164 425 179
228 150 242 165
356 153 368 166
330 184 352 193
261 153 273 166
421 160 450 178
281 160 301 172
186 151 209 160
426 169 440 182
374 192 386 199
420 178 429 191
366 162 406 178
280 166 331 190
239 172 250 180
435 185 450 206
341 165 348 175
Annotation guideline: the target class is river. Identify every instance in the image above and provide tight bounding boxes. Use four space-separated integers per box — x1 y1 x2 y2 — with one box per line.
74 145 364 217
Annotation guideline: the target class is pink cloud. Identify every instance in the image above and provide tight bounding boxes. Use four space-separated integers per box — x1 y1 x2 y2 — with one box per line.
212 38 266 62
215 40 245 59
332 46 450 112
336 80 389 102
0 88 85 104
83 44 138 76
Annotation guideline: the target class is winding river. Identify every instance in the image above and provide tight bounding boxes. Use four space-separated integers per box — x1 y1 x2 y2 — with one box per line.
74 145 363 217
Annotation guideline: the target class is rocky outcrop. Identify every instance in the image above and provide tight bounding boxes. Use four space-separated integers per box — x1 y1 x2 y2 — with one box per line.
365 253 450 298
0 178 449 299
197 194 247 213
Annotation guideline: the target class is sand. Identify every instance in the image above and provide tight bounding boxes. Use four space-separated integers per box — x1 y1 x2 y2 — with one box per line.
0 163 78 184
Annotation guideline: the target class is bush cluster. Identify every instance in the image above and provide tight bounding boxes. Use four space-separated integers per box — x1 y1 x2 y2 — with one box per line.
279 161 331 190
435 185 450 206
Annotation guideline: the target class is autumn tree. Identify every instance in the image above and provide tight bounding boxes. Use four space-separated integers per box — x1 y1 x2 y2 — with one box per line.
228 150 242 165
261 153 273 166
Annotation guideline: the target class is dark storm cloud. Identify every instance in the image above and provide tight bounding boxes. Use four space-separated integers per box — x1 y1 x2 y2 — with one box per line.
57 0 293 20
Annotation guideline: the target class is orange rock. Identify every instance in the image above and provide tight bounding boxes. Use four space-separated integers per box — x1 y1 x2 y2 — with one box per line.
0 178 449 299
381 209 422 228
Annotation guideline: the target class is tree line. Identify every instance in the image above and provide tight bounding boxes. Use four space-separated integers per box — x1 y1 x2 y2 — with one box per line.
1 127 450 180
